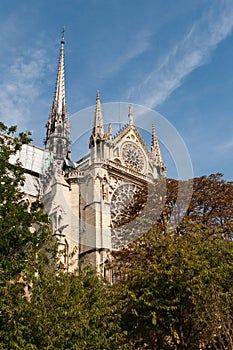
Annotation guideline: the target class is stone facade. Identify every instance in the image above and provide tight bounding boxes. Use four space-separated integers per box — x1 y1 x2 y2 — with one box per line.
19 34 166 274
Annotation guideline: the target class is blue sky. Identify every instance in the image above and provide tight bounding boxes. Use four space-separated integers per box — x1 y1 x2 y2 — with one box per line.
0 0 233 180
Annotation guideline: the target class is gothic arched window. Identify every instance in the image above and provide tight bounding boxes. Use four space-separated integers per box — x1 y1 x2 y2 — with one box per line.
56 139 63 158
57 124 62 134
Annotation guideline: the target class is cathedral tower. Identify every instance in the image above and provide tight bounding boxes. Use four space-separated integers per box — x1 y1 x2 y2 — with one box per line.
42 32 79 270
40 34 166 274
45 30 71 160
19 33 166 275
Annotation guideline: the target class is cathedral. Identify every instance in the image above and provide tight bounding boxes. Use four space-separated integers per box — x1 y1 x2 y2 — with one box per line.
16 33 166 274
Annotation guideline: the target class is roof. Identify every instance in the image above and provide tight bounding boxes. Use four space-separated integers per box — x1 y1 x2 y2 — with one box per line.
22 172 40 197
10 144 49 175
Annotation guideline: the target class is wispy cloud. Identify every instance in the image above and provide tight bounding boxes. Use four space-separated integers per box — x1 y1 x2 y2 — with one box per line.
113 31 150 72
127 1 233 108
96 30 151 78
218 138 233 151
0 48 49 128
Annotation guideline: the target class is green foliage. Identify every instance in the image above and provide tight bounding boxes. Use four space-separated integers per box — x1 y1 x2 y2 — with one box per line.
1 266 125 350
0 123 125 349
0 123 58 349
1 122 233 349
112 175 233 349
113 228 233 349
24 266 125 350
0 122 52 281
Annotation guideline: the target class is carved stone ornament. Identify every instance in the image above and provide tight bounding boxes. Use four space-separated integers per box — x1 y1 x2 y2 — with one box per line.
110 182 147 249
111 183 140 227
122 142 145 172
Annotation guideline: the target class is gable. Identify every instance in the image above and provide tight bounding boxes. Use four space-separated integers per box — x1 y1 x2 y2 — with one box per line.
112 124 151 159
109 124 156 176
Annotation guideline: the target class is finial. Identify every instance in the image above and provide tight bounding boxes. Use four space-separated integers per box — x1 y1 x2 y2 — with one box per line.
151 121 156 149
152 121 156 138
151 122 161 161
151 122 166 175
61 27 65 44
128 104 134 126
89 90 105 147
108 123 112 139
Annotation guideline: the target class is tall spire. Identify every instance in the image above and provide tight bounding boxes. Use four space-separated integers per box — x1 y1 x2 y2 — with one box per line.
45 30 70 159
53 27 66 117
128 104 134 126
151 122 163 165
89 91 105 147
93 91 105 137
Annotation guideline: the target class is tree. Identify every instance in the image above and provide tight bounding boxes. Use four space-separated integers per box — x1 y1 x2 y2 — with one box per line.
0 123 126 349
0 122 55 281
0 122 58 349
112 175 233 350
162 174 233 235
22 265 125 350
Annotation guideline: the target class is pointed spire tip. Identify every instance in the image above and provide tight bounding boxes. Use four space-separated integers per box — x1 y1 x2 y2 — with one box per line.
61 27 65 44
128 104 134 125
